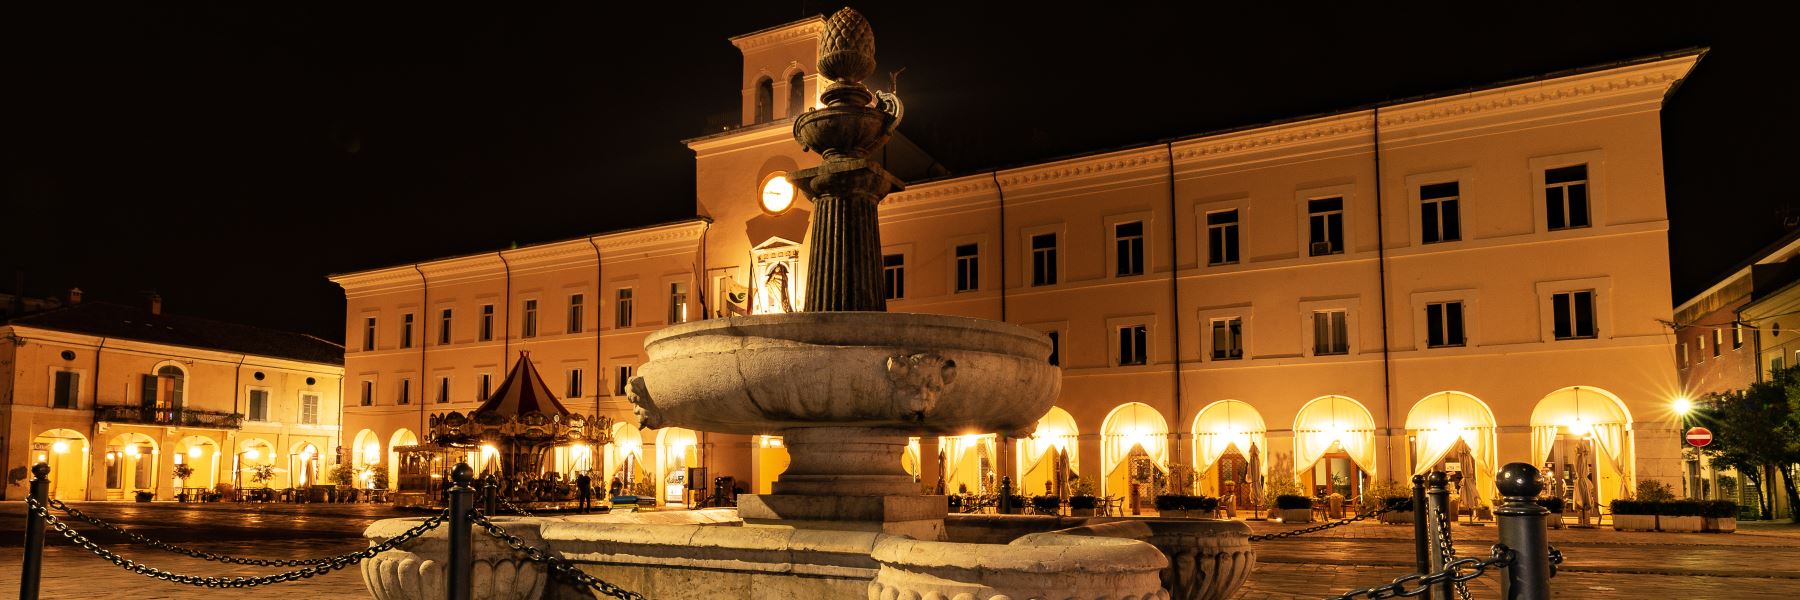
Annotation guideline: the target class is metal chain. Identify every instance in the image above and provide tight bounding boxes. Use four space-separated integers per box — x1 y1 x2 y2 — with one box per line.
46 498 344 567
469 510 645 600
499 496 539 517
1326 543 1516 600
25 498 447 588
1548 545 1564 576
1432 500 1471 600
1248 499 1411 542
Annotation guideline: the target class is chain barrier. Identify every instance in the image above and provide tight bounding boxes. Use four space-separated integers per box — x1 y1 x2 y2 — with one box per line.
1247 499 1412 542
1548 545 1563 576
25 497 447 588
469 510 645 600
1325 544 1516 600
499 496 539 518
1432 499 1471 600
45 498 345 567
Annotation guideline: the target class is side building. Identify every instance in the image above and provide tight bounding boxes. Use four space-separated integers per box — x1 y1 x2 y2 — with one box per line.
1 297 344 501
335 16 1697 513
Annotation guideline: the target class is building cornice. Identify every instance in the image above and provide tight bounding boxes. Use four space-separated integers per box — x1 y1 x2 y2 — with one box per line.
1 325 345 373
728 16 825 52
332 220 708 293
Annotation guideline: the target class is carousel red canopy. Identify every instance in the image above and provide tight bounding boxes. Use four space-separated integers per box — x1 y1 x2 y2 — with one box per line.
476 352 573 418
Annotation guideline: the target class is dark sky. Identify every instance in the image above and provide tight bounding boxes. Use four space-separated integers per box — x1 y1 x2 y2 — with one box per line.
4 3 1791 342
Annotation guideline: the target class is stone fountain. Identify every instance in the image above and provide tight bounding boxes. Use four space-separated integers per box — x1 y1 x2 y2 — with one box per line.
362 9 1252 599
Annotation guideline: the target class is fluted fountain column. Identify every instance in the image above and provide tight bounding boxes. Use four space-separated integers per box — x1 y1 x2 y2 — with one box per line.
792 8 904 312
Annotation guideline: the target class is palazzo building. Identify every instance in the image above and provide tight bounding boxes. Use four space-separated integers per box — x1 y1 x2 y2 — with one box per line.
334 16 1698 511
1 296 345 501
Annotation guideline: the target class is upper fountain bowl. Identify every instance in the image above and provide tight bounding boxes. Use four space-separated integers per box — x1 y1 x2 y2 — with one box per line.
626 312 1060 436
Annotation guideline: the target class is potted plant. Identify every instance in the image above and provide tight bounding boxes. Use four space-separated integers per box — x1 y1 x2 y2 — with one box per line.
369 464 390 490
1153 494 1219 518
947 494 964 511
1366 480 1412 524
1703 500 1738 533
1003 495 1028 514
1068 478 1100 516
171 463 195 483
133 490 155 502
1535 496 1566 529
1609 499 1656 531
1658 499 1705 533
1030 495 1061 515
1275 495 1314 523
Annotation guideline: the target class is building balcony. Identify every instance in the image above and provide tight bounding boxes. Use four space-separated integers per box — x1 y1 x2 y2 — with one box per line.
95 405 244 430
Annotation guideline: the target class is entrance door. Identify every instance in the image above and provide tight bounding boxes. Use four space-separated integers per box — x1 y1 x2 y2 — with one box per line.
1546 435 1601 520
1216 451 1254 510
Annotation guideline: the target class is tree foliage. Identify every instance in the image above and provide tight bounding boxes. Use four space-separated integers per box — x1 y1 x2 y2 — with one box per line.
1695 366 1800 519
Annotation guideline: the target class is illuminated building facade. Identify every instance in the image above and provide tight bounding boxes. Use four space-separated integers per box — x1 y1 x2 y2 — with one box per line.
1 298 344 501
335 16 1697 511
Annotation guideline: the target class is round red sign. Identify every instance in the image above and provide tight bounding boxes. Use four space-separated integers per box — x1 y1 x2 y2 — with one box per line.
1686 426 1713 447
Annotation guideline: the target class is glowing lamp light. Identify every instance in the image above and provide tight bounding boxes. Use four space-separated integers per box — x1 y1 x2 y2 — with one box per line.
1673 397 1693 415
188 447 204 458
36 453 47 463
125 445 141 457
364 443 381 463
52 441 69 454
300 447 315 458
760 174 795 215
244 449 260 461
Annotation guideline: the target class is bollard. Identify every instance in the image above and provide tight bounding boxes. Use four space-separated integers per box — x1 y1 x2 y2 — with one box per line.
1411 474 1430 576
999 476 1013 514
482 473 499 516
20 463 50 600
1425 471 1452 600
1495 463 1551 600
447 462 475 600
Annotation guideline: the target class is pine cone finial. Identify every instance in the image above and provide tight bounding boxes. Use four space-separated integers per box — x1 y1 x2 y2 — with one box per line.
819 8 876 84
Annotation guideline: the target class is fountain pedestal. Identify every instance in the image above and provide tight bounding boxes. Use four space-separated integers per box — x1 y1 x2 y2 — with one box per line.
738 427 948 539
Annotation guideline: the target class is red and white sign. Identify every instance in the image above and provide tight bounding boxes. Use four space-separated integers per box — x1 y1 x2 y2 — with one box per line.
1686 427 1713 447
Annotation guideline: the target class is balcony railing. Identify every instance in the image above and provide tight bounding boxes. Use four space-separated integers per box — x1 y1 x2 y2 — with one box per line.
95 405 244 430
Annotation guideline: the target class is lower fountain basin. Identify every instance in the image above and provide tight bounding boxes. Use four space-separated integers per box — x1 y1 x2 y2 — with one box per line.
628 312 1060 436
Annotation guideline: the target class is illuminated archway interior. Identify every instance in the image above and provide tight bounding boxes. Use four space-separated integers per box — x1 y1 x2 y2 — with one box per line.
1406 392 1498 506
940 434 997 495
1191 400 1266 500
1016 407 1079 498
656 427 699 504
173 435 218 491
1293 395 1376 499
1531 386 1633 512
1102 402 1169 506
105 432 159 498
32 429 89 500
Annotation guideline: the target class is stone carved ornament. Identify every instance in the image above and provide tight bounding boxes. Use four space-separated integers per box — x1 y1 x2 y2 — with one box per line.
885 352 957 416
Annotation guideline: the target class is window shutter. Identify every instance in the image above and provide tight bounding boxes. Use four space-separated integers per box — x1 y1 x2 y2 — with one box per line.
140 374 158 409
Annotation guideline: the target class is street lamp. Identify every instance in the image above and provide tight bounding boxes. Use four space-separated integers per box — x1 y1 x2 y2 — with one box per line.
1673 397 1693 416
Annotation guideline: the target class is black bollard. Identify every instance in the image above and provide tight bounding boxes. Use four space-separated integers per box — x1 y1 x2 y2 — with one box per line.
20 463 50 600
447 463 475 600
1411 474 1430 576
1426 471 1452 600
482 473 499 516
999 476 1013 514
1495 463 1551 600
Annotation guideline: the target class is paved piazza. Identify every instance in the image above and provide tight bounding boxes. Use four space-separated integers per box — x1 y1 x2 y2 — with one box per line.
2 502 1797 599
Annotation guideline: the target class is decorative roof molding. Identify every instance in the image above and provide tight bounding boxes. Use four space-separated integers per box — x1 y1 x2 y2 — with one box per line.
997 148 1168 189
332 220 707 292
729 16 825 52
591 220 706 252
882 177 995 209
1375 58 1694 131
1172 115 1370 162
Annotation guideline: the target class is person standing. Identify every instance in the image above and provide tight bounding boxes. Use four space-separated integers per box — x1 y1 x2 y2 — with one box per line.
575 471 593 513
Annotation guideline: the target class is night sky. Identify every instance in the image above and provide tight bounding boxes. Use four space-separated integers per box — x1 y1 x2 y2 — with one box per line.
4 3 1791 342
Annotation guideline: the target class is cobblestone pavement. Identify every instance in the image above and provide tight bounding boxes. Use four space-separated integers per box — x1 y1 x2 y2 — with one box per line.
2 502 1797 598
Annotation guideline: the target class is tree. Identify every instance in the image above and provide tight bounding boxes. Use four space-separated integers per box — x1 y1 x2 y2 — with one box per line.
1695 366 1800 520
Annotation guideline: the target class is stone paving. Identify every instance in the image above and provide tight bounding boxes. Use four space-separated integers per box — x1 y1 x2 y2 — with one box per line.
2 501 1797 598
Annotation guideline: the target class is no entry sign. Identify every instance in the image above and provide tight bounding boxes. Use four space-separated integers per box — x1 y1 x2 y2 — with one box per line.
1686 426 1713 447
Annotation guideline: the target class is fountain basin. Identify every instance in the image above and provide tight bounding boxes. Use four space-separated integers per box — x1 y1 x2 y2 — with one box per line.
629 312 1059 436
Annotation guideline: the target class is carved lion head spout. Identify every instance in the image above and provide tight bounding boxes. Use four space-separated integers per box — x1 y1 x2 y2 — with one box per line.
625 376 664 430
885 352 958 416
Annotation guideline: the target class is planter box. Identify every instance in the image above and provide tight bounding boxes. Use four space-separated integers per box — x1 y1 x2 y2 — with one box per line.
1158 509 1218 519
1660 515 1703 533
1278 508 1313 524
1544 512 1564 530
1612 514 1657 531
1379 510 1414 525
1704 516 1737 533
1068 507 1098 517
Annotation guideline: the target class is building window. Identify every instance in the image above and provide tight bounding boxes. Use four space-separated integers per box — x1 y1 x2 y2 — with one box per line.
788 71 806 117
363 317 377 351
1697 335 1707 359
1308 197 1344 256
1031 232 1058 286
437 377 450 404
1678 342 1688 367
615 365 633 397
1712 329 1723 357
883 254 906 300
1313 310 1348 356
1210 318 1243 361
360 381 373 406
1420 182 1461 244
248 389 270 421
567 369 583 399
1426 301 1466 348
479 305 494 341
1207 210 1239 266
754 76 774 124
53 371 79 409
616 288 635 328
1046 330 1061 366
439 309 453 345
1117 324 1148 366
1115 221 1144 277
568 294 584 334
1544 164 1590 230
299 393 319 425
954 244 979 293
400 313 414 349
1734 323 1744 348
1551 290 1597 340
478 374 492 402
522 300 538 338
398 379 411 405
669 283 689 324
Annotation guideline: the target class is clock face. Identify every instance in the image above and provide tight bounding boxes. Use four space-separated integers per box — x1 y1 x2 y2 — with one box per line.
760 174 795 215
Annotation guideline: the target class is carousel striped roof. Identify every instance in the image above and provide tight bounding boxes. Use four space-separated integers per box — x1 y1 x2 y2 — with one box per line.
475 352 572 417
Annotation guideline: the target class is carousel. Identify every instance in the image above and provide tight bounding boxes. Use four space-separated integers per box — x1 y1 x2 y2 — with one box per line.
393 352 615 509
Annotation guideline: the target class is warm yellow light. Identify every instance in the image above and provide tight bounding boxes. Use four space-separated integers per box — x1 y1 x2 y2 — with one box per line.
188 446 204 458
36 453 47 463
244 449 260 461
364 443 381 463
759 174 795 215
300 447 315 458
52 441 69 454
480 444 499 456
1673 397 1693 415
125 445 140 457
